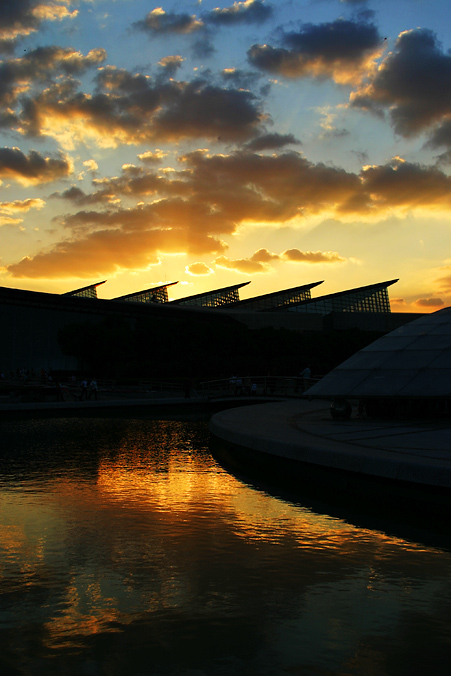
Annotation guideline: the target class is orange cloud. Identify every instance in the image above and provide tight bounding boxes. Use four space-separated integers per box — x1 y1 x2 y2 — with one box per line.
185 262 213 276
7 224 227 279
214 254 271 274
0 197 45 214
414 298 445 308
8 149 451 280
213 247 345 274
282 249 346 263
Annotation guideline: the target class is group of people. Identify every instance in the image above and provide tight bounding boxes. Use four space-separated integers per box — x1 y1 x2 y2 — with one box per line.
229 376 257 396
80 378 98 400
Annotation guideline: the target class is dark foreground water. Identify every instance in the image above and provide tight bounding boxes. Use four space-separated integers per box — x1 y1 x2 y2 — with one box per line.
1 417 451 676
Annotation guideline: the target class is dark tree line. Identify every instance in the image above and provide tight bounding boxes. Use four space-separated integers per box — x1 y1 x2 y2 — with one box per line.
58 313 382 381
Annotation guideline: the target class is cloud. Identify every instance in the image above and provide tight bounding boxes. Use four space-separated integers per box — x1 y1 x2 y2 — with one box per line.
0 197 45 214
414 297 445 307
245 132 301 151
214 254 272 274
213 245 345 273
13 68 264 145
0 1 77 52
157 55 185 79
134 8 203 36
0 196 44 226
248 19 384 84
51 151 451 223
205 1 273 26
185 262 214 276
436 266 451 291
220 67 261 89
133 1 272 44
0 147 72 184
0 46 106 112
282 249 346 263
9 149 451 280
357 159 451 212
7 224 228 279
138 150 168 164
51 185 118 206
83 159 98 173
350 28 451 141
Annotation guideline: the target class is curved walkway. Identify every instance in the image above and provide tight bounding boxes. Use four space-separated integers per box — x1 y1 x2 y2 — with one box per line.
209 399 451 489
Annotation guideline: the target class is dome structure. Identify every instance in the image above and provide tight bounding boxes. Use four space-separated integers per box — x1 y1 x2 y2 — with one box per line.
305 307 451 418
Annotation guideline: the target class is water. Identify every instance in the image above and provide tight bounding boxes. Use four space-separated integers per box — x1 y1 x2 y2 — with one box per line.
1 417 451 676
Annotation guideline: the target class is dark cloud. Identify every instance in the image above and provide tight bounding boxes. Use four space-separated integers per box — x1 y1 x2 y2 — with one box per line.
134 8 203 36
157 56 184 79
205 0 273 26
191 35 216 59
427 120 451 150
357 159 451 211
350 28 451 139
51 186 117 206
0 46 106 110
248 19 383 84
12 67 263 144
152 82 262 142
0 147 72 184
133 1 272 40
220 67 261 89
245 132 301 151
283 19 380 62
0 1 76 52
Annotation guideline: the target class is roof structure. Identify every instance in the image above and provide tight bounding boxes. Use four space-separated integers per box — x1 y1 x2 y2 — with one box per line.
221 281 324 312
64 281 106 299
285 280 398 314
113 282 178 304
170 282 250 308
306 306 451 399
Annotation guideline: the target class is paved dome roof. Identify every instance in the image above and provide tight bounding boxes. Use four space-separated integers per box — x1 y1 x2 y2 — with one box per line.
306 306 451 398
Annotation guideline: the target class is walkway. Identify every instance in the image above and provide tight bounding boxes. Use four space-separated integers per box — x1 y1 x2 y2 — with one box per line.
209 399 451 489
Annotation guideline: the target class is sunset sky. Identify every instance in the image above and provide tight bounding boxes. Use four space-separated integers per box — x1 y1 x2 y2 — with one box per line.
1 0 451 310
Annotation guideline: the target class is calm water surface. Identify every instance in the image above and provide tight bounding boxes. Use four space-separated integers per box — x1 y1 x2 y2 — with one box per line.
1 417 450 676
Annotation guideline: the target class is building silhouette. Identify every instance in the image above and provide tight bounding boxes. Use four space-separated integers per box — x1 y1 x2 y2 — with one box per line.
0 278 422 373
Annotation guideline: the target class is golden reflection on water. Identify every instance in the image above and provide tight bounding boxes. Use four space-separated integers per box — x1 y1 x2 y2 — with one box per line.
0 418 450 674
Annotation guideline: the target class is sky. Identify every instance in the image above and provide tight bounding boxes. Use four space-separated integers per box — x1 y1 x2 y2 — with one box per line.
1 0 451 311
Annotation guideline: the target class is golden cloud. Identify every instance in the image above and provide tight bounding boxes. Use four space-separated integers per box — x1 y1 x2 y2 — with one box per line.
414 297 445 307
7 225 227 278
0 197 45 214
185 262 213 276
213 254 271 274
283 249 346 263
8 149 451 280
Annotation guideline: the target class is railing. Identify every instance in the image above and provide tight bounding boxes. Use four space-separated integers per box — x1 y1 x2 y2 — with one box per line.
0 374 322 402
197 375 322 399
